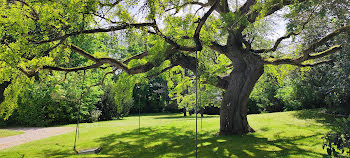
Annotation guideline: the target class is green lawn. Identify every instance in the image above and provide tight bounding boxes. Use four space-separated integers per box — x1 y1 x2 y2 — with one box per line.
0 109 336 157
0 129 24 138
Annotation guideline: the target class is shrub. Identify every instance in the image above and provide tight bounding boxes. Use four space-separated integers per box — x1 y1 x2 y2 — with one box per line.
90 109 102 122
251 73 284 112
322 116 350 157
6 72 102 126
96 84 117 120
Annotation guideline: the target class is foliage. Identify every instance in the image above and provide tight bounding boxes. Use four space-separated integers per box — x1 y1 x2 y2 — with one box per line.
96 83 118 121
90 109 102 122
285 0 350 114
251 71 284 112
132 76 169 114
114 72 140 118
6 71 103 126
323 116 350 157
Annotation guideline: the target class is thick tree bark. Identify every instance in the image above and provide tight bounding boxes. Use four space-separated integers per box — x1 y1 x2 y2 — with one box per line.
219 53 264 135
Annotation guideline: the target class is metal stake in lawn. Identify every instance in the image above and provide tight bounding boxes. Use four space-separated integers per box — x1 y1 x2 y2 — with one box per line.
195 50 199 158
138 92 141 135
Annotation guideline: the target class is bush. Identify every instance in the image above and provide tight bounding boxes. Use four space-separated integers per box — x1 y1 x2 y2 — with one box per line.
322 116 350 157
90 109 102 122
96 84 117 120
275 79 303 111
9 84 58 126
6 72 102 126
114 73 137 118
251 73 284 113
131 77 169 114
247 99 261 114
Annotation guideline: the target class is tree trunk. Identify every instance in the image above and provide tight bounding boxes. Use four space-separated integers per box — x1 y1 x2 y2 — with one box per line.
183 108 186 117
200 108 204 118
219 55 264 135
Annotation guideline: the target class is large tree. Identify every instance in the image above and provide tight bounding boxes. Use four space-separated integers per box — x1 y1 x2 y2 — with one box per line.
0 0 349 135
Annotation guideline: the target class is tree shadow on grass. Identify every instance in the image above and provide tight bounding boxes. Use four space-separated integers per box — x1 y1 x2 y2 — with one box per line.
42 125 327 158
93 127 326 158
152 115 218 120
293 109 341 129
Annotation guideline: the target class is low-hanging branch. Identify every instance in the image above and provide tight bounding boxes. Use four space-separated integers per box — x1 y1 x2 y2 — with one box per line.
19 44 153 78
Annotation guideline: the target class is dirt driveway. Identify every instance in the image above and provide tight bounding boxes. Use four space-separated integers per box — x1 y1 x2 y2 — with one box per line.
0 127 74 150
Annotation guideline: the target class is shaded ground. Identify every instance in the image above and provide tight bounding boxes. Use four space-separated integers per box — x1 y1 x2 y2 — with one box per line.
0 110 336 157
0 127 74 150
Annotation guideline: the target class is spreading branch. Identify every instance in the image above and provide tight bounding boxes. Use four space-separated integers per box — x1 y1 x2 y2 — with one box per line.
251 4 316 54
251 31 299 53
238 0 256 14
299 59 333 67
165 1 209 15
303 25 350 54
91 12 118 24
99 0 123 7
146 65 175 79
148 22 196 52
81 70 115 99
247 0 307 23
36 22 154 44
264 24 350 66
42 63 104 72
148 1 219 52
237 0 307 33
265 45 341 66
209 41 227 55
123 51 149 64
193 0 219 51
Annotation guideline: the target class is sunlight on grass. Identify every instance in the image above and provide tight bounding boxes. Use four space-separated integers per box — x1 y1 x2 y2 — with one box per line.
0 109 335 157
0 129 24 138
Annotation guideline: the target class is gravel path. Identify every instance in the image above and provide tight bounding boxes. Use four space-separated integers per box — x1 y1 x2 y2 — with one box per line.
0 127 74 150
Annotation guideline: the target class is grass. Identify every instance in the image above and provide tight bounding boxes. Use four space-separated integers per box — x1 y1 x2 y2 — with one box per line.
0 129 24 138
0 109 337 158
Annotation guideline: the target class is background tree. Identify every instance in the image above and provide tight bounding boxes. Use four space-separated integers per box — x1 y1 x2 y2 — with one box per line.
0 0 349 135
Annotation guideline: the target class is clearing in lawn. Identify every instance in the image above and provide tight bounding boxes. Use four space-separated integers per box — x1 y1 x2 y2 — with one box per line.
0 109 336 157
